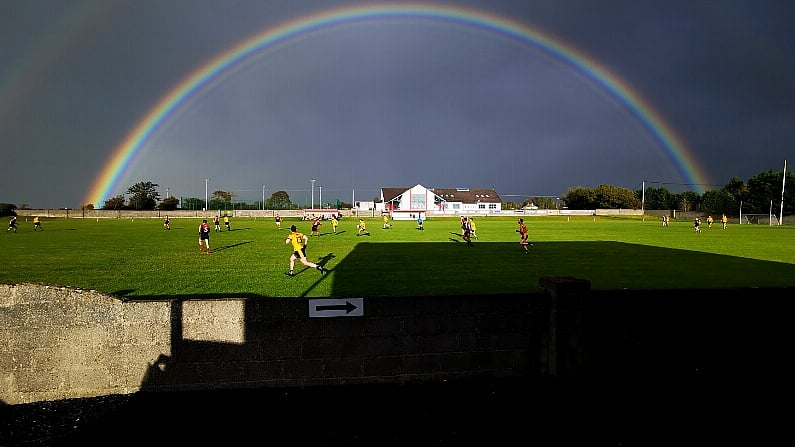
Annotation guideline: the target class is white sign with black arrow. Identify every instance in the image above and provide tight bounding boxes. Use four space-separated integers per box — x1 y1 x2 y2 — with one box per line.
309 298 364 318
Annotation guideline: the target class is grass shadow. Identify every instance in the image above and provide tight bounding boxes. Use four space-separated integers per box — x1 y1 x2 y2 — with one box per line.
329 241 795 297
210 240 254 253
110 241 795 300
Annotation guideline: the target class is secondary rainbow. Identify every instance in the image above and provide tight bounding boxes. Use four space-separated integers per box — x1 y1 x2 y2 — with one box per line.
84 3 709 206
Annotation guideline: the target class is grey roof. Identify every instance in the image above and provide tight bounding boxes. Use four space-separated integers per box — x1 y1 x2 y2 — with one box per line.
381 188 410 203
381 186 501 204
431 188 502 203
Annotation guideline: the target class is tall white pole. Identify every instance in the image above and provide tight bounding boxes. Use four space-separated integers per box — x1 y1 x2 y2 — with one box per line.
204 178 210 211
262 185 266 211
311 179 316 209
780 160 786 225
770 200 773 226
319 185 322 209
641 180 645 218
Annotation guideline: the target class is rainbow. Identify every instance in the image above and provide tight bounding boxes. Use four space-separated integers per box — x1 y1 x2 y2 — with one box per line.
84 3 709 206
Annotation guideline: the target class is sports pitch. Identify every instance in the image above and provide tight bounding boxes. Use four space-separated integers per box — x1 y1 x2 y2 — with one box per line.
2 215 794 299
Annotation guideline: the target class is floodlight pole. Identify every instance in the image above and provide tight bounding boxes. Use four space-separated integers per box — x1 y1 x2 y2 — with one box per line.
319 185 322 209
311 179 316 209
204 178 211 211
262 185 266 211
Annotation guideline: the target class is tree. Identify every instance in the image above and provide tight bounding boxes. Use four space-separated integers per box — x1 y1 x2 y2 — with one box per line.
533 197 558 210
699 190 733 215
81 204 95 211
560 186 597 210
181 197 204 211
104 195 126 210
0 203 17 217
640 186 676 210
744 169 795 215
126 181 160 210
722 177 747 202
675 191 700 212
266 190 292 210
594 184 641 209
158 196 180 211
210 190 232 210
560 185 639 210
716 177 745 216
502 201 520 210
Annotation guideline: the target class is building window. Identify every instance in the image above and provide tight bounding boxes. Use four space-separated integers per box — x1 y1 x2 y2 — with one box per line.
411 193 426 210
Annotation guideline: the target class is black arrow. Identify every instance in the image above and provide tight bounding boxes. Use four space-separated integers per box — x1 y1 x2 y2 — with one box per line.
315 301 358 314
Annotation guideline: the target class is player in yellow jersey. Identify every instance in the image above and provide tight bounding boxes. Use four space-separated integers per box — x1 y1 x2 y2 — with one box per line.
285 225 326 276
357 218 369 236
468 217 477 239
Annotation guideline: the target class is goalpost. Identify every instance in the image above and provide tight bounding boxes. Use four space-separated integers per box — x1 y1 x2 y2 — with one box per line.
740 196 782 226
743 213 779 225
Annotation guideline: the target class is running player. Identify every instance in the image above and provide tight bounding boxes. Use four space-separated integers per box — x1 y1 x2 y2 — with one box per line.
285 225 326 276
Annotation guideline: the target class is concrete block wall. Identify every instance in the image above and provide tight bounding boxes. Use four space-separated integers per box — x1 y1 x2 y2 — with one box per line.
1 284 545 405
4 281 791 405
1 284 172 404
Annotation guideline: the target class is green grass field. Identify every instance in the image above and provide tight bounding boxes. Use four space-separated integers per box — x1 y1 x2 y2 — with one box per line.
2 215 794 299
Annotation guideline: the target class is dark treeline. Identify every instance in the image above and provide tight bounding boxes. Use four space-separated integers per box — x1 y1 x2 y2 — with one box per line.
82 183 348 213
507 169 793 217
2 169 792 217
559 170 793 216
